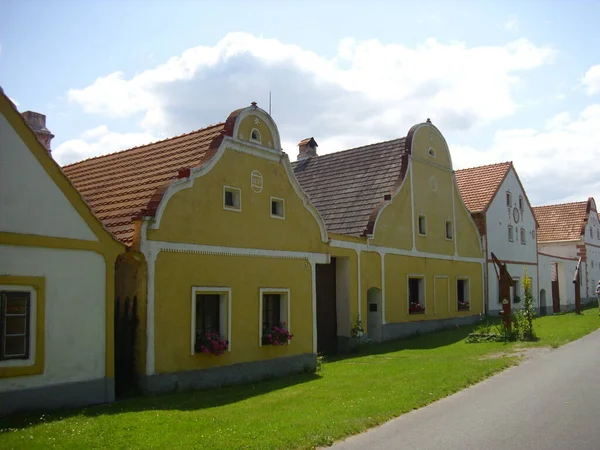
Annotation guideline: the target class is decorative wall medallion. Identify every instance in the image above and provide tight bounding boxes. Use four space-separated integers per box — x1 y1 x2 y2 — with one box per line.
429 175 438 192
254 117 261 125
251 170 264 193
267 141 272 148
238 132 244 140
513 207 520 223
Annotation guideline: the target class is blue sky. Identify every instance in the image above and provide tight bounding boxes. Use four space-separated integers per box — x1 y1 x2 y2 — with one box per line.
2 0 600 205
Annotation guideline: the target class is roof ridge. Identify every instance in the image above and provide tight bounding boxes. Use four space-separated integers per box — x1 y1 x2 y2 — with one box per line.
63 122 225 168
291 136 406 164
532 200 588 209
455 161 512 172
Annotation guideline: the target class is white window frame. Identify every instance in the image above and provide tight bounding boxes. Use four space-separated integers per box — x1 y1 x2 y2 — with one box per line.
190 287 231 355
520 228 526 245
223 186 242 212
445 220 453 240
270 197 285 220
407 275 426 314
518 195 524 211
508 225 514 242
506 191 512 207
418 215 427 236
456 277 471 312
250 128 262 144
0 285 36 368
258 288 290 347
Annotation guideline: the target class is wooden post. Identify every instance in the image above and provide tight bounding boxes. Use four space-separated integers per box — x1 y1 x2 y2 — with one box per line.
574 257 582 315
492 252 515 333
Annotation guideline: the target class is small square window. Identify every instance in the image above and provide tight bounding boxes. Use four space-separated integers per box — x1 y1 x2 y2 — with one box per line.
506 191 512 207
508 225 514 242
520 228 526 244
270 197 285 219
1 291 31 360
223 186 241 211
418 215 427 235
445 220 453 240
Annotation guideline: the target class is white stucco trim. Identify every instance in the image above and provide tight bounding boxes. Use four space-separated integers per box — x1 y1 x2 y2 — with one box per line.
0 285 36 368
451 178 458 256
409 162 417 250
190 287 232 355
140 221 157 375
433 275 449 315
380 252 386 324
269 196 285 220
258 288 291 347
330 239 484 264
456 276 471 312
223 185 242 212
357 251 362 321
408 122 454 168
232 105 282 151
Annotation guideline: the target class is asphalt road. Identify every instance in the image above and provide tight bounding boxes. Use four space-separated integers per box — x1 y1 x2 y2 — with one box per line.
331 329 600 450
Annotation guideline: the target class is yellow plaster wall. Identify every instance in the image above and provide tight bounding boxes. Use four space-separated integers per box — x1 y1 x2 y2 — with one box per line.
153 251 313 374
149 148 326 253
410 124 452 168
360 251 381 320
329 246 359 332
237 115 275 148
454 188 484 258
412 162 455 256
384 254 483 324
370 174 413 249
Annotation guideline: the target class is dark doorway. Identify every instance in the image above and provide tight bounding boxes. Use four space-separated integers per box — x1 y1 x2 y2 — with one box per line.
316 258 337 355
551 263 560 313
114 296 138 398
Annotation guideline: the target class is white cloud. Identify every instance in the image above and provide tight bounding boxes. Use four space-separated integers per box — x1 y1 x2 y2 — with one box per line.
66 32 555 147
55 126 157 165
582 64 600 95
452 103 600 205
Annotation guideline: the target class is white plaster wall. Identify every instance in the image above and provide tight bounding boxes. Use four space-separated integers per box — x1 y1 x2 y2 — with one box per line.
583 214 600 298
487 262 538 313
0 114 97 241
537 253 576 309
538 242 576 259
485 168 538 312
0 245 106 392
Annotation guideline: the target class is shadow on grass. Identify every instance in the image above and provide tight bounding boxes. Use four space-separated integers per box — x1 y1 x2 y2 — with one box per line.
0 371 322 432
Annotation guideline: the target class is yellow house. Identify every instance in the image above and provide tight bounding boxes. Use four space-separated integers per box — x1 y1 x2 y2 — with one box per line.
293 120 485 352
63 102 330 393
0 88 124 415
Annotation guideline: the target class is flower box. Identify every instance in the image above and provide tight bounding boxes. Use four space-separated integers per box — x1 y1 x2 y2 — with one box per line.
195 330 228 356
262 323 293 346
458 301 470 311
409 302 425 314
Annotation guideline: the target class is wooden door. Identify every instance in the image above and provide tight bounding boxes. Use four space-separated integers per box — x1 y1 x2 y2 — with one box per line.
316 258 337 355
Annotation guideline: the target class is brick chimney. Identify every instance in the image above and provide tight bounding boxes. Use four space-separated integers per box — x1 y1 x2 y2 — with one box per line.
297 137 318 161
21 111 54 153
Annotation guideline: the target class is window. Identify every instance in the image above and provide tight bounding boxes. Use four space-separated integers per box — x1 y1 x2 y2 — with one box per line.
259 289 290 346
250 128 261 144
506 191 512 207
590 228 593 238
408 277 425 314
1 290 31 361
520 228 526 245
270 197 285 219
508 225 514 242
191 288 230 355
512 279 521 304
457 279 470 311
445 220 453 240
597 229 599 240
223 186 241 211
519 196 524 211
418 215 427 235
428 147 436 158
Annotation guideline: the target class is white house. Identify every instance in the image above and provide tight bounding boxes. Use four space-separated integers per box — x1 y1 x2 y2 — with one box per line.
0 88 123 415
533 198 600 313
455 162 540 315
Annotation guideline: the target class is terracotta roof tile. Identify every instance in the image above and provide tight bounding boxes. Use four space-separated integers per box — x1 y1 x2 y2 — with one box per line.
292 138 407 236
532 201 589 242
455 162 512 213
62 123 225 245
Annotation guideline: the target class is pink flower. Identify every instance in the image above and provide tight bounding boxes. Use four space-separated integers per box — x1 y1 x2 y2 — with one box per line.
202 347 209 354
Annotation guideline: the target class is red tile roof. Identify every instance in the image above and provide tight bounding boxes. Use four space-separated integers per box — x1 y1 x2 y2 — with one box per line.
292 138 408 236
455 162 512 213
532 200 590 242
62 123 225 245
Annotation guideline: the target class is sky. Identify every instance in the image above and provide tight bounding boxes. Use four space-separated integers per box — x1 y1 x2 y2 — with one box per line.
1 0 600 206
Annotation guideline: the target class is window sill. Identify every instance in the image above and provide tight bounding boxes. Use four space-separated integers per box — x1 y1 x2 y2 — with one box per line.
409 310 426 315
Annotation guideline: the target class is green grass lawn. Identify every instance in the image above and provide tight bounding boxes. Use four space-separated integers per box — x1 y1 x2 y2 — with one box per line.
1 307 599 450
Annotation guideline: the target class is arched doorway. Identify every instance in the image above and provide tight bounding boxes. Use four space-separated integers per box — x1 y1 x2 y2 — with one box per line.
539 289 547 316
367 287 382 342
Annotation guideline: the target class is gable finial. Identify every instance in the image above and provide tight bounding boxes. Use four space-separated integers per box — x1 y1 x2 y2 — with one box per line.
426 118 431 124
251 101 257 108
